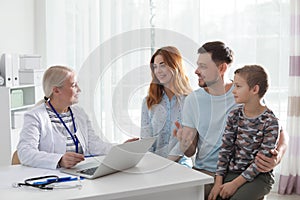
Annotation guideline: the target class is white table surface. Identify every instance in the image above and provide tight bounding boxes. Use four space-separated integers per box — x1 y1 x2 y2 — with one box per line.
0 153 213 200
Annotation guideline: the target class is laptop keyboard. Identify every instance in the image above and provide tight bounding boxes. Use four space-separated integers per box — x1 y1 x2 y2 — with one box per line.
79 167 97 175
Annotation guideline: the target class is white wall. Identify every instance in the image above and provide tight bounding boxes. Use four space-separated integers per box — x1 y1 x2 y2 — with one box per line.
0 0 35 55
0 0 42 166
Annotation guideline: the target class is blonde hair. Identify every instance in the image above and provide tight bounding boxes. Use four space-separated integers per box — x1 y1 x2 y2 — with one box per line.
36 65 74 105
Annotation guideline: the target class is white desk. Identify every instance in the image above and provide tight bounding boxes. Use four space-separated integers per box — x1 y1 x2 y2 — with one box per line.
0 153 213 200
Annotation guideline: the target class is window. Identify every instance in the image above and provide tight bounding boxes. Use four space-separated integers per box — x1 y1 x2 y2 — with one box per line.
44 0 289 142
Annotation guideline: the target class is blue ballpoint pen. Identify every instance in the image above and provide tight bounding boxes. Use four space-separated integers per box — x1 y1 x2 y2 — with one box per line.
84 154 100 158
33 177 84 185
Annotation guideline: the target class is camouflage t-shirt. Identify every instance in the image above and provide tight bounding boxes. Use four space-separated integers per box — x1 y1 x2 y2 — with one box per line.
216 104 279 182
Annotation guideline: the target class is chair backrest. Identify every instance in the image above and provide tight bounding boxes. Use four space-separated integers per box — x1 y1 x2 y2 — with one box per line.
11 150 21 165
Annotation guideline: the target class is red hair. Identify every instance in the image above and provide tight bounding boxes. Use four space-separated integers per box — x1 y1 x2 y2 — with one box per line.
147 46 192 109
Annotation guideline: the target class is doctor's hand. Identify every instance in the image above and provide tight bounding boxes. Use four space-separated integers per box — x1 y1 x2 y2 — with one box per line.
58 152 85 168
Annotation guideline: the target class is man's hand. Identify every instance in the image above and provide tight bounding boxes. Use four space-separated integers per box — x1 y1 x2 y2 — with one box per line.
173 121 193 150
59 152 84 168
256 128 288 172
255 149 280 172
173 121 198 157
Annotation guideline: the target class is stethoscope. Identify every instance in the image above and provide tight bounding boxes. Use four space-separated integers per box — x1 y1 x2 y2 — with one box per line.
48 100 79 153
14 175 59 190
13 175 83 190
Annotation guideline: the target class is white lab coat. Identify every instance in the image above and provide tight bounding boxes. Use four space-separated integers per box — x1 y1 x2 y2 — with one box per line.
17 103 113 169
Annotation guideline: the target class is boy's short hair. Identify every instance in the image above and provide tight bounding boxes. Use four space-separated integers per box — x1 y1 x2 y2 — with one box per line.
234 65 269 98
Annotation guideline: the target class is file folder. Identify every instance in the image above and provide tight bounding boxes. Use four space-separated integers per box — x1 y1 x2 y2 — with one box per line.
11 54 19 86
0 54 13 87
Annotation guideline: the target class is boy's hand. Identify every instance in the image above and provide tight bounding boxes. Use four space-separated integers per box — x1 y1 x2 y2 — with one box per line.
219 182 238 199
208 184 222 200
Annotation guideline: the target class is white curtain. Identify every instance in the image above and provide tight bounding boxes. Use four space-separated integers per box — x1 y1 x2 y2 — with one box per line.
278 0 300 195
44 0 290 146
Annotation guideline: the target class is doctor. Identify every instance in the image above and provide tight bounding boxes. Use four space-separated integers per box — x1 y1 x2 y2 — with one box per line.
17 66 133 170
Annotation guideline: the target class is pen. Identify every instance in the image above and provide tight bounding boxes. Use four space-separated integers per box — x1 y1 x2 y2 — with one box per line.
84 154 100 158
33 177 84 185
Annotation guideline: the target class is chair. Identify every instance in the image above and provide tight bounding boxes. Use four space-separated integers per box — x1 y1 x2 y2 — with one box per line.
11 150 21 165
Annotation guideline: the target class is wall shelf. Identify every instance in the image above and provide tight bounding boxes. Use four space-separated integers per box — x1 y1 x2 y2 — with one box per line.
0 84 43 166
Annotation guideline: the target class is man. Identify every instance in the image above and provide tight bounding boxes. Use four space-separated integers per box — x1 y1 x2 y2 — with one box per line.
174 41 287 199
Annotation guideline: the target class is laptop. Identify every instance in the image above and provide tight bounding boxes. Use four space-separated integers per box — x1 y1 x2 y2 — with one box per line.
60 137 156 179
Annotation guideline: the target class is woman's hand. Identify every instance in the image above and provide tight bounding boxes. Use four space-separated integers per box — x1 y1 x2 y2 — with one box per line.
124 137 139 143
58 152 84 168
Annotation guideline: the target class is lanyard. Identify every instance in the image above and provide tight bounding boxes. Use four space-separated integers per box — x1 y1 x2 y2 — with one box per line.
48 101 79 153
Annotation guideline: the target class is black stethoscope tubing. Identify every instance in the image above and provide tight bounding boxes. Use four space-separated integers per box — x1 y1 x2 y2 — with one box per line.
17 175 59 190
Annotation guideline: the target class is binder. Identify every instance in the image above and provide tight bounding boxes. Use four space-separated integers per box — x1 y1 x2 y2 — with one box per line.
11 54 20 86
0 54 13 87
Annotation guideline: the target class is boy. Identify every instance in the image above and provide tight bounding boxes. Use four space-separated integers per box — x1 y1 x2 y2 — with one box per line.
209 65 279 200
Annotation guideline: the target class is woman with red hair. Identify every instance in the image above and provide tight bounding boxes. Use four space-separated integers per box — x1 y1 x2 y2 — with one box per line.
140 46 193 167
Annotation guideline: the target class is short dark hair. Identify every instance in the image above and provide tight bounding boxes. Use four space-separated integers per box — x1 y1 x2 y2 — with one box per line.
234 65 269 98
198 41 234 65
